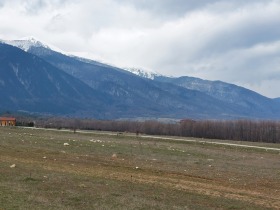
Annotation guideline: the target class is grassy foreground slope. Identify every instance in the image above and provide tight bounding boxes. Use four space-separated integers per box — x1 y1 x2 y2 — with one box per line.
0 127 279 210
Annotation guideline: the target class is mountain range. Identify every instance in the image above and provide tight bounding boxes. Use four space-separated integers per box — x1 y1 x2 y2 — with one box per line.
1 38 280 120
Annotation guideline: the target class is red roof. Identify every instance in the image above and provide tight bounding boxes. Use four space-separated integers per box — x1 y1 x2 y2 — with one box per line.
0 117 16 121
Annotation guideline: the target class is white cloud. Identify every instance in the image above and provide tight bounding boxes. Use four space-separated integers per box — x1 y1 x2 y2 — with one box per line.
0 0 280 97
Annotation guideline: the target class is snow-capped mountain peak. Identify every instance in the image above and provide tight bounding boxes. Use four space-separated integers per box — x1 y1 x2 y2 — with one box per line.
3 37 50 51
125 68 164 80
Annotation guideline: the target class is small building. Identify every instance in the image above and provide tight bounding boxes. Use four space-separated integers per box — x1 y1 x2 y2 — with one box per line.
0 117 16 126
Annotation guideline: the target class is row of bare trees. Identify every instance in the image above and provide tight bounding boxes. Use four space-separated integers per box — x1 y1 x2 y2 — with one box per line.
179 119 280 143
17 117 280 143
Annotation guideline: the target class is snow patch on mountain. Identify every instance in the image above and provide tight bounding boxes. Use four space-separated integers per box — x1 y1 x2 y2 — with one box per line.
2 36 67 55
125 68 164 80
3 37 49 51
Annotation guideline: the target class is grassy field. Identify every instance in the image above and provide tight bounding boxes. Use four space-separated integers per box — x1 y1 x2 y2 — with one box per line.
0 127 280 210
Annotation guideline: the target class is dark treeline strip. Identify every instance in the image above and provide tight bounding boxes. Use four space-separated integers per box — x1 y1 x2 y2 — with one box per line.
16 117 280 144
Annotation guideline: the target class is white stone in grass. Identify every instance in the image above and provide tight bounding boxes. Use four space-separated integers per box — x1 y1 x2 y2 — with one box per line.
135 166 139 169
64 143 70 146
10 164 16 168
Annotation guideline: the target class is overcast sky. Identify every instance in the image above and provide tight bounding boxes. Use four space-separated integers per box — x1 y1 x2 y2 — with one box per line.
1 0 280 98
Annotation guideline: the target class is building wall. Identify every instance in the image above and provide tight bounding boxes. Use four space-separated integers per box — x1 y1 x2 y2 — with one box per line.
0 120 16 126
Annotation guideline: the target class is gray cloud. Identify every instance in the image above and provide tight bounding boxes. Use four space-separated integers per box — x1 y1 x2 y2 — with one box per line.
0 0 69 14
114 0 268 19
23 0 70 14
115 0 217 17
23 0 47 14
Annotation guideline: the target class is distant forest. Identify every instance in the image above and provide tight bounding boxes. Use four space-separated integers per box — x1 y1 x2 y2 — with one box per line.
16 116 280 144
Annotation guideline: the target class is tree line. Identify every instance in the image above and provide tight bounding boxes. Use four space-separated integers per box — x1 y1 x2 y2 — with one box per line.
16 117 280 143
